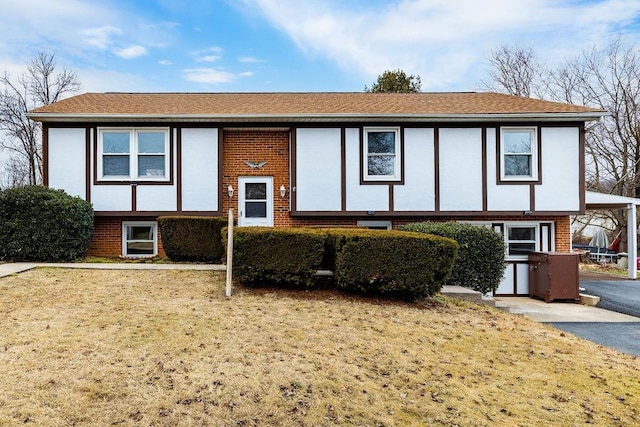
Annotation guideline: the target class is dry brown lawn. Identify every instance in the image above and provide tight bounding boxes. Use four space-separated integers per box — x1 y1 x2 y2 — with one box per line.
0 268 639 426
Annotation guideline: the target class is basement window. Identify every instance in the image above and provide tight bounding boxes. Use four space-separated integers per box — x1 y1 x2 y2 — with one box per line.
122 221 157 257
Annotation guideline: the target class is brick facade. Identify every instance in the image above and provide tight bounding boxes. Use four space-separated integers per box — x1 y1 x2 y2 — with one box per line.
89 216 166 258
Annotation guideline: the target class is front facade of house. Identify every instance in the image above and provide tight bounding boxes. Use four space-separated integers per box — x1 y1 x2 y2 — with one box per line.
29 92 605 295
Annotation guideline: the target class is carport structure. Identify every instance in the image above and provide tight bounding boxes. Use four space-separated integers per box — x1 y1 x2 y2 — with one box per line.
585 191 640 278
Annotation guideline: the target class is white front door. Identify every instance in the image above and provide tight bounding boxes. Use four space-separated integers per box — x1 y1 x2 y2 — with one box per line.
238 176 274 227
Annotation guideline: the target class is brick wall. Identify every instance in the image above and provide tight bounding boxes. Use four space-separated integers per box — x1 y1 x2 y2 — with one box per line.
222 129 292 226
89 216 166 258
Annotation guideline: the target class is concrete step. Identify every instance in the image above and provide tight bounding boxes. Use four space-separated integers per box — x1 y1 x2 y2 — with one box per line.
441 285 495 307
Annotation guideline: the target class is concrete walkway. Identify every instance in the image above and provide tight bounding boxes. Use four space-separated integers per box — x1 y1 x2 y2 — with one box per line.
0 262 224 278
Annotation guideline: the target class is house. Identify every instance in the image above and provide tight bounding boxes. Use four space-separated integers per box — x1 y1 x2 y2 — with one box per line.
29 92 606 295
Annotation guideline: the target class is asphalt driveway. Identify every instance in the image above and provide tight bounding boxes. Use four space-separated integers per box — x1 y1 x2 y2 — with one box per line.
546 274 640 357
580 277 640 318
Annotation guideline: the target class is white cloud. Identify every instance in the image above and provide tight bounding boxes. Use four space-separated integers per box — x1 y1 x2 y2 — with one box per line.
238 56 265 63
197 55 221 63
158 60 172 65
192 46 225 62
242 0 640 90
114 45 148 59
182 68 252 84
81 25 122 49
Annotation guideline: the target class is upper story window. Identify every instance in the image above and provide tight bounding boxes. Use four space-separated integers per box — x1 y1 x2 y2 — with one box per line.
99 128 169 181
363 127 401 181
500 127 538 181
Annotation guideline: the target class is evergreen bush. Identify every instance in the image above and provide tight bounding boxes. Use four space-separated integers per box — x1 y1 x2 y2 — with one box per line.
158 216 227 262
0 186 93 261
399 222 506 294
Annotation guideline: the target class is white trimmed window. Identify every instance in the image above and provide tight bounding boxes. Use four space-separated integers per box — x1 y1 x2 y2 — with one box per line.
505 224 538 259
122 221 158 257
363 127 401 181
500 127 538 181
99 128 169 181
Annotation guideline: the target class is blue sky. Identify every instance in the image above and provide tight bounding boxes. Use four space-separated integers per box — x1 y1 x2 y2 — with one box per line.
1 0 640 93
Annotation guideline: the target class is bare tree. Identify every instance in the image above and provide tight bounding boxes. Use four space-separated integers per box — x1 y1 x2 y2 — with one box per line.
482 38 640 250
0 53 80 186
480 45 544 98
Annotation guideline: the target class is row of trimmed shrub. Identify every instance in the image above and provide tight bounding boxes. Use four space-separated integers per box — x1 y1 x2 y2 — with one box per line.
159 217 507 296
0 186 94 261
230 227 459 300
158 216 227 262
399 222 506 295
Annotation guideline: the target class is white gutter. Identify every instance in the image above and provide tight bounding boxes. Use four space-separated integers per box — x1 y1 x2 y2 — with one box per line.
27 111 608 123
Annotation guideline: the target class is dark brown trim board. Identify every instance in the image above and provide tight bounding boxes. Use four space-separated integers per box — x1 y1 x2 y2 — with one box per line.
290 210 580 217
434 127 440 212
176 127 182 211
340 127 347 212
579 122 586 213
85 127 91 202
482 127 488 211
94 210 221 217
131 183 137 212
218 127 225 214
42 124 49 186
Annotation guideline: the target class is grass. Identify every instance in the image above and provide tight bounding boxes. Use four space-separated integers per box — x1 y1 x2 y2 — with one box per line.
0 268 639 426
580 262 630 278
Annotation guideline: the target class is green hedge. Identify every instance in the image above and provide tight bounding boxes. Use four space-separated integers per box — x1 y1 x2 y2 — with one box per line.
232 227 326 287
158 216 227 262
399 222 506 294
0 186 94 261
329 228 458 300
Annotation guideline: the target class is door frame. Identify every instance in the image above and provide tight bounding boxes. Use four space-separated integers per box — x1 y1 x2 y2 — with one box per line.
238 176 274 227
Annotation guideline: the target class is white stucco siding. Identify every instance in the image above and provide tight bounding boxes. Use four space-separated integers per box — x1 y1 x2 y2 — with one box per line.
47 128 86 198
394 128 435 211
345 128 388 211
295 128 342 211
439 128 483 211
91 186 131 211
486 128 531 211
181 128 219 211
137 185 177 211
535 127 580 211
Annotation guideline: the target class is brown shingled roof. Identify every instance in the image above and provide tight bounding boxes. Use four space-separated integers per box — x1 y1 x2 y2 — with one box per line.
28 92 605 122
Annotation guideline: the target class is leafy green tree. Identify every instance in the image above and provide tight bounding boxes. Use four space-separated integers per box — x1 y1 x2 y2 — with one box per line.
365 69 422 93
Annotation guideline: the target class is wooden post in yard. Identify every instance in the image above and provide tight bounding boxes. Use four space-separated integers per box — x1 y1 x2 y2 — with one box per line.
225 208 234 298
